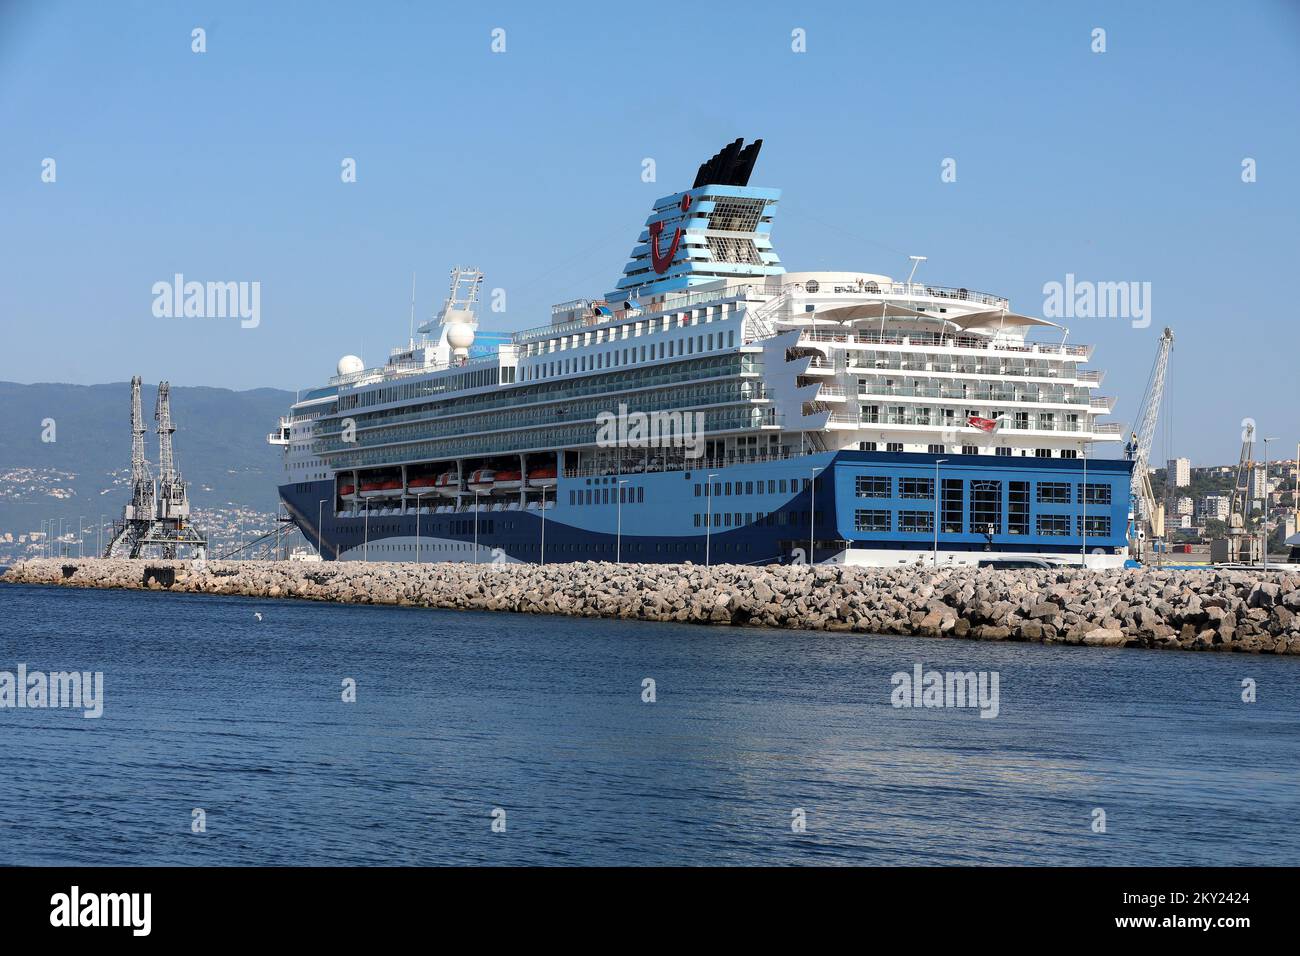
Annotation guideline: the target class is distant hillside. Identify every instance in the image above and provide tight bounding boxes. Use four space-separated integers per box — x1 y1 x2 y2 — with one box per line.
0 381 295 555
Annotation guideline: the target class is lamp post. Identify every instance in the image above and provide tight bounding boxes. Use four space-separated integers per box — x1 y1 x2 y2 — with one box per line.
933 459 947 567
809 466 823 566
317 499 328 559
1261 437 1278 570
77 516 85 557
414 492 427 564
473 489 480 564
99 514 107 558
705 472 718 566
539 484 548 566
363 498 370 561
616 479 629 564
1081 444 1088 567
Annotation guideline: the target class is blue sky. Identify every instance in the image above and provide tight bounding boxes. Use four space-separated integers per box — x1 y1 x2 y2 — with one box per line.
2 0 1297 464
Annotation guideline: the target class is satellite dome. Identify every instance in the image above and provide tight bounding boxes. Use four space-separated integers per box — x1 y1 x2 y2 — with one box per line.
337 354 364 376
446 323 475 351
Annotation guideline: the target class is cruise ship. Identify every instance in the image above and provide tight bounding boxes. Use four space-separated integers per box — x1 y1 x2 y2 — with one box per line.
271 139 1133 568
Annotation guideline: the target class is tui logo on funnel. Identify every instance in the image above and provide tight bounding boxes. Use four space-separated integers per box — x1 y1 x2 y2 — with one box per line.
647 194 692 274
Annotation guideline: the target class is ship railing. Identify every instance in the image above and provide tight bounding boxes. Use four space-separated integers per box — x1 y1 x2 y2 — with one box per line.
859 385 1093 405
561 448 818 479
850 360 1098 382
808 329 1093 358
515 284 764 344
861 414 1113 435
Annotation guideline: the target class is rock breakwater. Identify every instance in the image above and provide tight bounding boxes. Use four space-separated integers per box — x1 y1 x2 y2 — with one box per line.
5 558 1300 654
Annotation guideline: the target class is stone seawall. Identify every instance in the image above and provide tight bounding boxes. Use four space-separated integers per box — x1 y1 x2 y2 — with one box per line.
4 558 1300 654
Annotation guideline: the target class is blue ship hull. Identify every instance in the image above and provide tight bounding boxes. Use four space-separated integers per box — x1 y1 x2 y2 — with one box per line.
279 451 1133 566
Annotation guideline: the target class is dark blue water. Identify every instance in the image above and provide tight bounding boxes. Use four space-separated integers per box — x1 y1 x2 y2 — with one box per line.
1 582 1296 866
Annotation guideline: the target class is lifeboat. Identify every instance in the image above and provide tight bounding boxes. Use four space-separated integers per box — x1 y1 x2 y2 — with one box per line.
526 466 558 489
467 468 496 493
359 479 384 497
380 480 403 493
494 469 523 491
433 471 459 497
408 475 438 489
338 483 356 498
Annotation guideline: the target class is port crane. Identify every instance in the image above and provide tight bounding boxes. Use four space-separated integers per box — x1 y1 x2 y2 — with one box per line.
1216 421 1260 564
103 377 208 559
1124 327 1174 561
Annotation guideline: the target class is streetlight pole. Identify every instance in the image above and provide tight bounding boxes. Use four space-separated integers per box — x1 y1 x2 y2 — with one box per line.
318 499 328 559
414 492 426 564
705 472 718 566
1081 444 1088 567
1261 437 1277 570
99 514 107 558
363 499 370 561
809 466 823 566
616 479 628 564
933 459 947 568
473 489 480 564
539 485 547 566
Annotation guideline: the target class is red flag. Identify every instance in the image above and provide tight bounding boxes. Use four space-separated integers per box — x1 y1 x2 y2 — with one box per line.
967 415 1000 433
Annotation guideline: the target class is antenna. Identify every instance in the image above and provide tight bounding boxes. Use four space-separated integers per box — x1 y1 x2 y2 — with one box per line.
906 255 927 286
408 272 417 348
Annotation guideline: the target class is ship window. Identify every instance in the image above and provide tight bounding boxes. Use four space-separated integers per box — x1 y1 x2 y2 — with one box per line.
898 510 933 533
1009 481 1030 535
941 479 963 533
1037 482 1071 504
900 477 934 500
886 443 903 453
1080 483 1111 505
971 480 1002 535
855 476 890 498
1037 514 1070 536
857 509 889 530
1078 514 1111 537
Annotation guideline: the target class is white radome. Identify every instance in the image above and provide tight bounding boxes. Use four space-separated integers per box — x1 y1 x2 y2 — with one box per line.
337 354 365 376
446 323 475 351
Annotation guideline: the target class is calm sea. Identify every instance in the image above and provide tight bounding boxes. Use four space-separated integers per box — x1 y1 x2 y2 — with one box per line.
1 582 1296 866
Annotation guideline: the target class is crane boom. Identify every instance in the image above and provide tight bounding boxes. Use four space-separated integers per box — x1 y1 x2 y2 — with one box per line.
1125 327 1173 558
